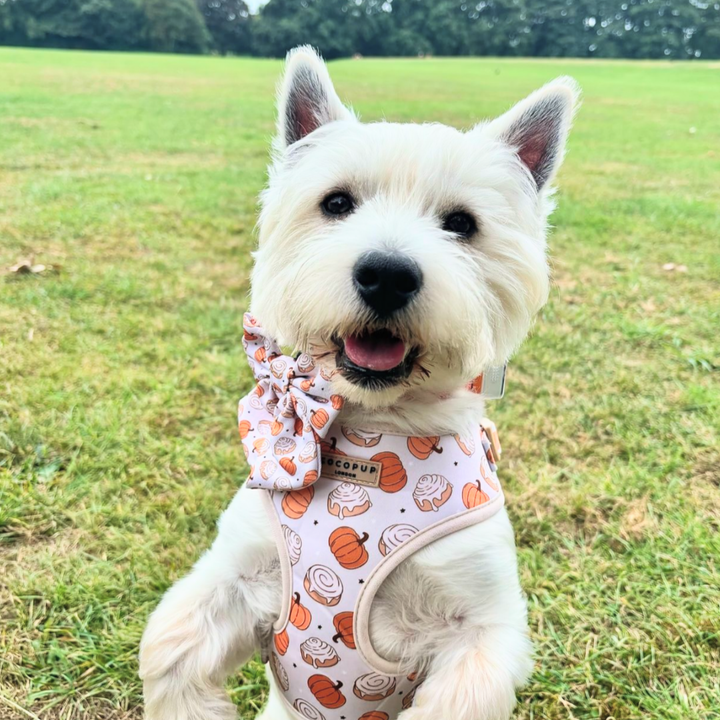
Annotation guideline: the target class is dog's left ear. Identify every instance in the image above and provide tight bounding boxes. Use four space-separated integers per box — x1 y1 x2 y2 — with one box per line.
276 45 354 149
483 77 581 191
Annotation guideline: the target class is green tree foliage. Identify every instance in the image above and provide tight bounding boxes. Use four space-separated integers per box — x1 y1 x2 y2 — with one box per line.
1 0 719 59
141 0 210 53
0 0 145 49
196 0 251 54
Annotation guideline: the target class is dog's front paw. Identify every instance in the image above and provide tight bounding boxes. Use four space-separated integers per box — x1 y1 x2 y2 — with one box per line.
143 675 237 720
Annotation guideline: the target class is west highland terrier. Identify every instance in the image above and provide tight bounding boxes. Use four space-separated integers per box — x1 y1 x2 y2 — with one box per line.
139 46 579 720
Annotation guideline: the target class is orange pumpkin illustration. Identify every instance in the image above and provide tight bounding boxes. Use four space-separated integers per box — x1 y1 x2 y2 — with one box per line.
332 611 355 649
300 378 315 392
274 629 289 656
293 417 304 436
254 383 265 397
320 437 346 456
371 451 407 493
402 685 418 709
238 420 253 439
289 592 312 630
359 713 389 720
253 438 270 454
468 374 483 394
243 328 258 341
281 486 314 519
310 408 330 430
271 419 283 436
330 394 344 410
408 436 443 460
303 470 318 487
329 527 369 570
279 456 297 476
462 480 490 509
254 347 267 363
308 675 346 709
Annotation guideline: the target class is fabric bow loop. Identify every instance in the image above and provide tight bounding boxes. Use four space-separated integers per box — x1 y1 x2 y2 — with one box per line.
238 313 342 491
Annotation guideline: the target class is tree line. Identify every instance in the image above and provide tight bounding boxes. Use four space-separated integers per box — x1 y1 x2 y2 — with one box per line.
1 0 719 59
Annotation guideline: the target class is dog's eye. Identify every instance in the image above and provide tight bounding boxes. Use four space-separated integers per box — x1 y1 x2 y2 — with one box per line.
321 192 355 217
443 211 477 239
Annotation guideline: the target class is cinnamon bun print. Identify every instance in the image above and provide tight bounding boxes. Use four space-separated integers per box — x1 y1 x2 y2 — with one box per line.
299 440 318 463
282 524 302 565
270 652 289 692
352 672 397 701
341 427 382 448
296 353 315 374
259 459 277 480
300 637 340 668
413 474 453 512
304 565 344 607
274 476 293 490
293 698 326 720
378 523 418 556
274 436 296 456
270 358 287 379
327 483 371 520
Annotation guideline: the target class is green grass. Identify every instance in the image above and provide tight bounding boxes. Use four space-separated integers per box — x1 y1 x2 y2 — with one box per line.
1 47 718 720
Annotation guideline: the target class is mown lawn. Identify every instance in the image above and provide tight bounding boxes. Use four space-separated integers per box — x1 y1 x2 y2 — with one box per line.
1 48 718 720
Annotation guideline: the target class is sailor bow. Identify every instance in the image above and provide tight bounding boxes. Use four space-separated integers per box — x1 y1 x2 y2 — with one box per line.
238 313 343 491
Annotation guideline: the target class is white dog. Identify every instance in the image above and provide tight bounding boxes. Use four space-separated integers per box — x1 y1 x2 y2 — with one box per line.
139 47 578 720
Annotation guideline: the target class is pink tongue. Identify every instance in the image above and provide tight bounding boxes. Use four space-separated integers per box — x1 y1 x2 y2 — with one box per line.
345 331 406 372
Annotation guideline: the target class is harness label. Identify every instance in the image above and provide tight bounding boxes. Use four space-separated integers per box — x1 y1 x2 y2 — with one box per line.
321 452 382 487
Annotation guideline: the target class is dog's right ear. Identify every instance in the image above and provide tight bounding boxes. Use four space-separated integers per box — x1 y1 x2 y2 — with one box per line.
276 46 354 149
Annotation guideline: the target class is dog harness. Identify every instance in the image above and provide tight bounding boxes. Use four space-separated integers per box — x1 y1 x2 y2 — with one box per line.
239 314 505 720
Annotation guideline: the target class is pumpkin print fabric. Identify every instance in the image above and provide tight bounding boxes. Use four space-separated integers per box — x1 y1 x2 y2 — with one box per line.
239 314 342 492
263 424 503 720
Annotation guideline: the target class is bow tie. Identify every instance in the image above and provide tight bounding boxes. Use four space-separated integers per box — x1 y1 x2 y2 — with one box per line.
238 313 343 491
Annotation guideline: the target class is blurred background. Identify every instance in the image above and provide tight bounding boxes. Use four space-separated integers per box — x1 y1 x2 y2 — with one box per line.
1 1 719 720
1 0 720 59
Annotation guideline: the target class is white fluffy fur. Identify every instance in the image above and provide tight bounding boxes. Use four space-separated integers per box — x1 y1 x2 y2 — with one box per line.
140 46 578 720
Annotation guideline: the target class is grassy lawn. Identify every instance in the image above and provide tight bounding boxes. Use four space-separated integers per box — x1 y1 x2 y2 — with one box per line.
1 47 718 720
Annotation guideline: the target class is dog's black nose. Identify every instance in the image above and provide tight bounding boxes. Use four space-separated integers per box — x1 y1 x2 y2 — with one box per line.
353 251 422 318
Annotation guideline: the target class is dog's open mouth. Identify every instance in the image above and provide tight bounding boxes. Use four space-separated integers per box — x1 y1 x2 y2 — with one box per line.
335 330 418 389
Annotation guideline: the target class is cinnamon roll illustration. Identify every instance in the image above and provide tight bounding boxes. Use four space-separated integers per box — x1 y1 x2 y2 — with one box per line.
454 433 476 456
480 459 500 492
294 396 308 417
282 525 302 565
270 358 287 379
378 523 418 556
341 427 382 448
296 353 315 374
258 419 273 435
299 440 318 464
253 438 270 455
413 474 453 512
300 637 340 668
270 652 289 692
274 476 293 490
352 673 397 701
273 437 296 456
327 483 371 520
279 396 296 418
304 565 344 607
259 459 278 481
248 393 264 410
293 699 326 720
